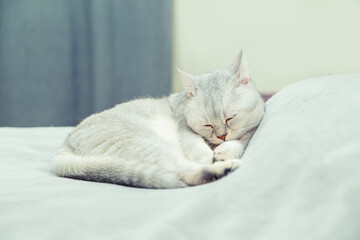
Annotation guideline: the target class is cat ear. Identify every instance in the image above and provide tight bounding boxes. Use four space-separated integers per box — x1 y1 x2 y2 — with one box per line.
233 50 250 85
231 50 243 72
177 68 196 98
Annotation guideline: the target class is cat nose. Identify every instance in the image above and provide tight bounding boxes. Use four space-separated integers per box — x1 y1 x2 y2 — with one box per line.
217 134 227 141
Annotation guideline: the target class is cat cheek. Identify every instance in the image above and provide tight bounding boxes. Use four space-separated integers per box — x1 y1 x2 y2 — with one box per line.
227 128 241 138
205 128 214 136
226 133 236 141
207 134 219 144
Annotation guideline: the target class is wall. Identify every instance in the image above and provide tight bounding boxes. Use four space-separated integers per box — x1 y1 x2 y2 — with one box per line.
172 0 360 93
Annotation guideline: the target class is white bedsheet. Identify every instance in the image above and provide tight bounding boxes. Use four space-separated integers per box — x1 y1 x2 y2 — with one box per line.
1 75 360 240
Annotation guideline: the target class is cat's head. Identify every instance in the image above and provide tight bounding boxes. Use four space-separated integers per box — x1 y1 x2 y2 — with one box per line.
179 51 265 145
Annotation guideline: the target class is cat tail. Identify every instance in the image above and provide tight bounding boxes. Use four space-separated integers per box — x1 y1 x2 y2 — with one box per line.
51 152 126 185
51 150 190 189
51 150 242 189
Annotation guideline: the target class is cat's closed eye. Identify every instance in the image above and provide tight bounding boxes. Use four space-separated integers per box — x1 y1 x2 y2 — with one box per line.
226 116 235 125
204 124 214 128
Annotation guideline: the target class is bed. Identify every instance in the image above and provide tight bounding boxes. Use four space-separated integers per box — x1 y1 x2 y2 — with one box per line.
1 74 359 240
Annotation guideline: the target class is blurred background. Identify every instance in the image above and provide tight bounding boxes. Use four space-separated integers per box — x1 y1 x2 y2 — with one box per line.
0 0 359 127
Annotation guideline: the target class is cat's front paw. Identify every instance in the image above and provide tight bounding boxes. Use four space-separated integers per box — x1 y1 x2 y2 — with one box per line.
197 150 215 164
213 141 244 162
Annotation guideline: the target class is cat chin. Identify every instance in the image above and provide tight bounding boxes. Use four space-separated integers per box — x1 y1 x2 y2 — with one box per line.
207 138 225 145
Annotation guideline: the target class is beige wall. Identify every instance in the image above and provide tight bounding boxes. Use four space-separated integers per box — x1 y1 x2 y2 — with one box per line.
172 0 360 93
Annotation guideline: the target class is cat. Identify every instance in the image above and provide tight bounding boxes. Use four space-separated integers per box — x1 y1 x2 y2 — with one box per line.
51 51 265 189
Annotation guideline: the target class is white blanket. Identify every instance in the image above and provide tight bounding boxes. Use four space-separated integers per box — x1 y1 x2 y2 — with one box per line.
1 75 360 240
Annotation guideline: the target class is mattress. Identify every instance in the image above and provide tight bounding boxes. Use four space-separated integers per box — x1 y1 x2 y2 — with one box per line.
1 75 360 240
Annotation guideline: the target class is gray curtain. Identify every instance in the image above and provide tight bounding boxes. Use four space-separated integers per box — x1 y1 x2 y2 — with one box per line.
0 0 173 127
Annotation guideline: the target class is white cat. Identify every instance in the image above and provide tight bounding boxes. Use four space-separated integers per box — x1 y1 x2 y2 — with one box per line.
51 51 265 188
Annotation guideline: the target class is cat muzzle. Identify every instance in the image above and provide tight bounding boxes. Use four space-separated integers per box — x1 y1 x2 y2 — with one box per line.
217 134 227 141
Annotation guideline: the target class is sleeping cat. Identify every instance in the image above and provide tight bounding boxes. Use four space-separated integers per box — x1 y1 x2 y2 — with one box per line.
51 51 265 189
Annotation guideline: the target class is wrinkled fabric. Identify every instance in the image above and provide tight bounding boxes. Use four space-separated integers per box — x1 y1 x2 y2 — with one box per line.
1 75 359 240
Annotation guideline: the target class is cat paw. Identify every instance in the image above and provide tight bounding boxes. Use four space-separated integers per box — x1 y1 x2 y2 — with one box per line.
213 141 244 162
204 159 242 181
197 150 216 164
186 144 214 164
181 159 242 186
